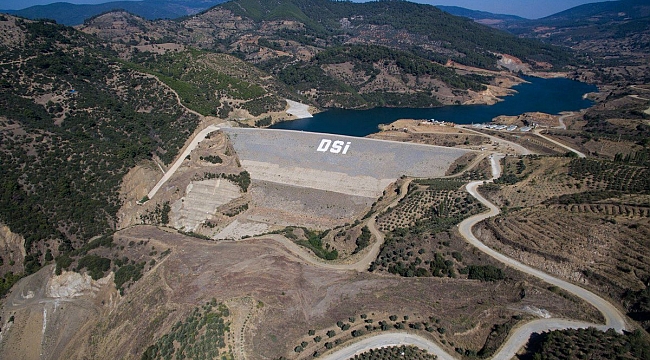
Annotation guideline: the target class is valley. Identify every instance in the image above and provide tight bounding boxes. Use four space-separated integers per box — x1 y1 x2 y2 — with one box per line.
1 0 650 359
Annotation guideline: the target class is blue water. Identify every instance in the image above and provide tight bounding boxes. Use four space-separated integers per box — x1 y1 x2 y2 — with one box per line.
270 76 597 137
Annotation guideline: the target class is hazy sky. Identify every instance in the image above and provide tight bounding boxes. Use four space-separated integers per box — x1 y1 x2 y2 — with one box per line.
1 0 612 19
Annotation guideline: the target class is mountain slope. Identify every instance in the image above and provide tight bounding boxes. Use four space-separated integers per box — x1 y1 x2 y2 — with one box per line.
2 0 227 26
80 0 574 108
436 5 527 28
0 11 295 278
219 0 570 69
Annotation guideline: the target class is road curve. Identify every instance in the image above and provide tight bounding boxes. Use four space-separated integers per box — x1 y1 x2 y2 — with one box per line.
314 154 628 360
250 179 412 272
151 120 627 358
320 333 457 360
462 180 627 332
458 126 533 156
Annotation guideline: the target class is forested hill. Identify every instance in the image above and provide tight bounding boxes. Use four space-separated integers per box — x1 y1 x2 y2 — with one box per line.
2 0 228 26
0 16 202 291
78 0 575 109
218 0 572 70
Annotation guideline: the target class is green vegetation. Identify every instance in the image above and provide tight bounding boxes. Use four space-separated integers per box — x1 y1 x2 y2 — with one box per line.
0 272 23 298
315 45 486 92
141 301 232 360
139 202 171 225
178 230 212 240
583 102 650 143
293 313 446 358
76 254 111 280
277 44 486 108
198 171 251 192
371 180 487 278
568 158 650 194
200 155 223 164
623 286 650 332
352 226 371 254
0 20 200 289
413 178 468 190
462 265 505 282
114 262 145 294
297 229 338 261
254 116 273 127
477 316 521 358
278 227 339 260
520 328 650 360
128 50 268 117
224 0 573 69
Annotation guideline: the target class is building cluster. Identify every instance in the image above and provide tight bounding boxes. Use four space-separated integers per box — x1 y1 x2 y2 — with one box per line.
472 123 532 132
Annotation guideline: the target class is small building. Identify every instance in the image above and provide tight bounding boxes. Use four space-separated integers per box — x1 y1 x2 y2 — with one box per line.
506 125 518 131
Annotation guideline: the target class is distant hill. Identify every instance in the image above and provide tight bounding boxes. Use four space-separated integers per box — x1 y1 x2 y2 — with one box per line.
508 0 650 52
436 5 526 29
437 0 650 55
79 0 575 109
535 0 650 26
1 0 227 25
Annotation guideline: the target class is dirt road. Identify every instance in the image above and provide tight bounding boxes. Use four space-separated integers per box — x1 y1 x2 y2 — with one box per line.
458 126 533 155
147 124 222 200
533 128 586 158
253 179 411 272
314 154 629 360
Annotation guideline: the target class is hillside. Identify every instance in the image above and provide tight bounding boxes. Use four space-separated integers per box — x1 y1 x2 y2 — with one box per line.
436 5 527 28
442 0 650 86
79 0 575 109
0 14 291 295
1 2 649 360
2 0 227 26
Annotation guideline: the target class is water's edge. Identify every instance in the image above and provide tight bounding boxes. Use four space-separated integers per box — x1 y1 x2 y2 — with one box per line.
271 77 597 137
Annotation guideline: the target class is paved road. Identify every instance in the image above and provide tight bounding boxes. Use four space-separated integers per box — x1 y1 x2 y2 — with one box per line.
143 110 627 359
146 124 222 200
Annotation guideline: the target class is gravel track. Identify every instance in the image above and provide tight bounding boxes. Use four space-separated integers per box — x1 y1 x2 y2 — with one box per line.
296 154 629 360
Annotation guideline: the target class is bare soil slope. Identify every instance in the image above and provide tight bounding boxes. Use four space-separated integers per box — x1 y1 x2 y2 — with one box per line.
0 226 600 359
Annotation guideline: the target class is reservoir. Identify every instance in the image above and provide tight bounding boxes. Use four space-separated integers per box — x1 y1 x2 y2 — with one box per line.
270 76 597 137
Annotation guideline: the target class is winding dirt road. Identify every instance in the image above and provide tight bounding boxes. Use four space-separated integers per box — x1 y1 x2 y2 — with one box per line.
316 154 628 360
144 103 627 358
458 126 533 155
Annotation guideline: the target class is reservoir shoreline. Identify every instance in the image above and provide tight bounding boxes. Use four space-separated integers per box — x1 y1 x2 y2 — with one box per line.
271 76 597 137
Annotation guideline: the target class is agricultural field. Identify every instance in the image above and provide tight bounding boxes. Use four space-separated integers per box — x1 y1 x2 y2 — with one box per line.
369 178 515 279
477 154 650 331
141 301 232 360
377 179 481 233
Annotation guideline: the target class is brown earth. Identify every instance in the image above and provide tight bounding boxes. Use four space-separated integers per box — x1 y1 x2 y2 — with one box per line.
477 154 650 331
0 226 601 360
0 223 26 274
